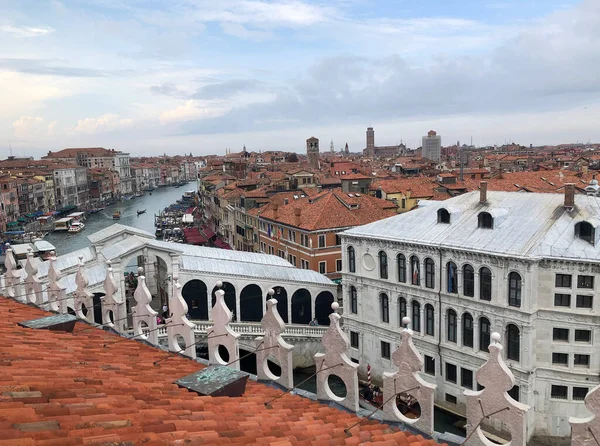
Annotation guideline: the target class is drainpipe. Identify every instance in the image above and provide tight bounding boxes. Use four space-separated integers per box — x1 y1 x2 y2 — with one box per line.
437 247 443 375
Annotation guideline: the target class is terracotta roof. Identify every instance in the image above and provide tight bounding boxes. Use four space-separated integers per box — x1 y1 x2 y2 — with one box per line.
0 297 441 446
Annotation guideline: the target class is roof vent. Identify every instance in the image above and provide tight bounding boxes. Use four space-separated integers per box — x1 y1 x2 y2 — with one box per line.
348 194 354 197
355 193 361 197
18 314 77 333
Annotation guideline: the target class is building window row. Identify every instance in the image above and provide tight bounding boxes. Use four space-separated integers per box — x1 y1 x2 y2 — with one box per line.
552 352 590 367
554 293 593 309
551 385 589 401
553 328 592 343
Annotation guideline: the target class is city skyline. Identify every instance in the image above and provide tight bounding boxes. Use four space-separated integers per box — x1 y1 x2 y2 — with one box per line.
1 0 599 157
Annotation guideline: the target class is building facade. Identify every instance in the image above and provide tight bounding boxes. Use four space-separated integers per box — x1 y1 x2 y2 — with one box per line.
340 183 600 439
422 130 441 162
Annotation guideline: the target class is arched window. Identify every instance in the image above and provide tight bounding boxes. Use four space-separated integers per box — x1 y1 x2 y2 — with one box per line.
463 313 474 347
480 267 492 301
350 286 357 314
575 221 595 244
425 304 435 336
447 309 457 343
348 246 356 273
425 258 435 289
410 255 420 286
463 264 474 297
478 212 493 229
506 324 520 361
479 317 491 352
447 262 457 293
508 272 522 307
380 293 389 323
438 208 450 224
412 301 421 332
397 254 406 283
399 297 407 322
379 251 388 279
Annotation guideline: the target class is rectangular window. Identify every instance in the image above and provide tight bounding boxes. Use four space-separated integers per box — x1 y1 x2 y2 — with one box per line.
551 385 568 400
301 259 309 269
552 352 569 365
445 363 457 383
553 328 569 342
336 259 342 272
555 274 572 288
445 394 457 404
573 387 589 401
461 368 473 389
554 293 571 307
318 235 326 248
424 355 435 375
576 295 593 308
578 275 594 289
350 331 359 349
319 261 326 274
335 234 341 246
574 354 590 367
575 329 591 343
381 341 391 360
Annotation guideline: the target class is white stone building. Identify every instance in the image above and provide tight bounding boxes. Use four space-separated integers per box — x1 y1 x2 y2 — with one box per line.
341 182 600 439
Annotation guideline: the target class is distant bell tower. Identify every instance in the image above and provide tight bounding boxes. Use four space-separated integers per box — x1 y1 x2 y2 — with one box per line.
306 137 320 169
366 127 375 153
330 140 334 154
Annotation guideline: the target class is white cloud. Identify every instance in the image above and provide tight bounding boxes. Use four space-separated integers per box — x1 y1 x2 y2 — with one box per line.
0 25 54 37
159 100 227 124
220 22 273 41
73 114 133 134
12 116 57 138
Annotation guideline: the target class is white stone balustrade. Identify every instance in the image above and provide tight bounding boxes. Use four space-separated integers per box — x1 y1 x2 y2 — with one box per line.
464 332 530 446
131 267 158 345
24 251 44 306
207 283 240 369
166 278 196 359
315 302 359 412
255 291 294 389
47 251 67 313
101 262 125 332
383 317 436 434
74 255 95 323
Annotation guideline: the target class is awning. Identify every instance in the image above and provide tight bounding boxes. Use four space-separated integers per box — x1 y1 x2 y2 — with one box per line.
7 222 19 227
17 217 26 222
3 230 24 235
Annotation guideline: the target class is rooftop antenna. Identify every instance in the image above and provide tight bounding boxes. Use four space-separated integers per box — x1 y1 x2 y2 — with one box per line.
459 140 464 182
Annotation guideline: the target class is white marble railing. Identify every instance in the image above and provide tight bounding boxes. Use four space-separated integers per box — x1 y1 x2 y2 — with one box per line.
148 321 326 339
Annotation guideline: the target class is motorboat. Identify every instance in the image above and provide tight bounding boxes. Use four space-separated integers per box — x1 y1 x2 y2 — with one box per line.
137 209 147 215
113 211 121 220
68 222 85 233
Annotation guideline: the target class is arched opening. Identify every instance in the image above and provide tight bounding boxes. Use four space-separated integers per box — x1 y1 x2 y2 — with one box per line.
92 292 104 325
437 208 450 224
240 284 263 322
478 212 493 229
508 272 522 307
239 348 257 375
291 289 311 324
378 250 388 279
397 254 406 283
479 317 491 352
447 261 457 293
182 279 208 320
462 313 474 347
315 291 334 326
271 286 288 323
463 264 474 297
506 324 520 361
447 309 457 343
398 296 407 323
425 304 434 336
425 258 435 289
349 286 358 314
575 221 595 244
380 293 389 323
347 246 356 272
410 255 420 285
211 282 237 320
411 301 421 332
479 267 492 301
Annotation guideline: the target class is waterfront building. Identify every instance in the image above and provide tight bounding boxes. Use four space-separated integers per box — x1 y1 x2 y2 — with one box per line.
341 182 600 438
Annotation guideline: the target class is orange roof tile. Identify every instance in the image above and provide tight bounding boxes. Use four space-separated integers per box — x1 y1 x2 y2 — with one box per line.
0 297 442 446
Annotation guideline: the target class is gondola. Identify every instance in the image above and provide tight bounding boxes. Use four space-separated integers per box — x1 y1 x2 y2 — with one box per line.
137 209 147 216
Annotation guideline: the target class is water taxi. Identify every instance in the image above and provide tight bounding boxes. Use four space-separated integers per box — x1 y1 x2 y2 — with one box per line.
54 217 74 231
68 222 85 233
113 211 121 220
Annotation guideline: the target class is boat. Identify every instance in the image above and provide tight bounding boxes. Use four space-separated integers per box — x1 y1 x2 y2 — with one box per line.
113 211 121 220
68 222 85 233
137 209 147 215
134 192 143 197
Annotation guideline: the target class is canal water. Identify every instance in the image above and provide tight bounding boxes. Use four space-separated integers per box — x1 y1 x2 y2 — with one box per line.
45 182 198 255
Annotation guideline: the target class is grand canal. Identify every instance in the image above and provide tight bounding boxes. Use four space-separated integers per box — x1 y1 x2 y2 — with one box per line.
45 181 198 255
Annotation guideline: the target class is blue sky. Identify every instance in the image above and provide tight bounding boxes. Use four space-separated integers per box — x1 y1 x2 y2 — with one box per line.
1 0 599 157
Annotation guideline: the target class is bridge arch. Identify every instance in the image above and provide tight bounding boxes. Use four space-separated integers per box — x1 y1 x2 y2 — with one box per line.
291 288 312 325
181 279 209 320
315 291 335 326
270 286 288 323
240 284 263 322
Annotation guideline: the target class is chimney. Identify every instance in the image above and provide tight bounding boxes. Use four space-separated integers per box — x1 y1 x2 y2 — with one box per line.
273 202 279 219
564 183 575 208
294 208 301 227
480 181 488 203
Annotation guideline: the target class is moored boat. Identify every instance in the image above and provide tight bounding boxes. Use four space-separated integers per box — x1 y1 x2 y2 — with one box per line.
137 209 146 215
68 222 85 233
113 211 121 220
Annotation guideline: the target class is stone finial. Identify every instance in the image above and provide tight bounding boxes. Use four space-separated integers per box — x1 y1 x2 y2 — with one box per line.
74 256 95 323
167 281 196 359
314 302 359 412
256 298 294 388
24 252 44 306
132 274 158 345
207 289 240 369
383 317 436 433
47 252 67 313
464 332 530 446
3 248 21 300
101 262 124 332
570 384 600 445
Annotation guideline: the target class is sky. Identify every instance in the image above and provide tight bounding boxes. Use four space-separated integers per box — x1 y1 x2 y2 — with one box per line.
1 0 600 157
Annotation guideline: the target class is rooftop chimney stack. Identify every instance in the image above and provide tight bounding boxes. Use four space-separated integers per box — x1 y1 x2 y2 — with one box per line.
480 181 488 204
564 183 575 208
273 203 279 220
294 208 301 227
